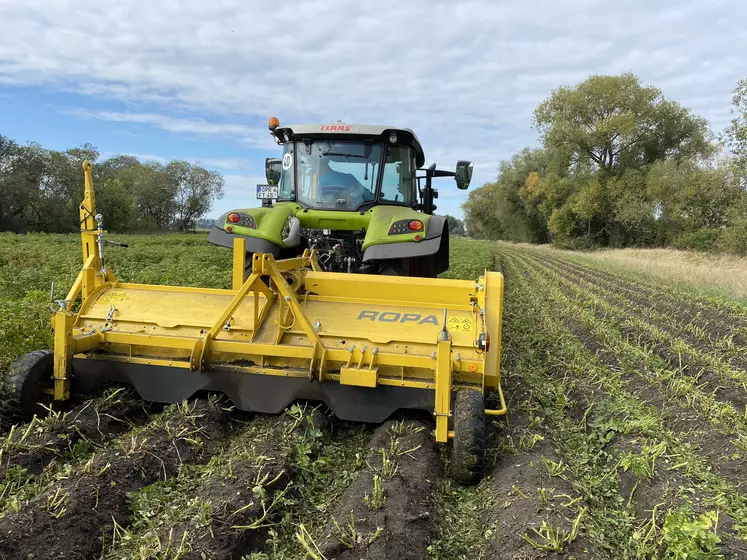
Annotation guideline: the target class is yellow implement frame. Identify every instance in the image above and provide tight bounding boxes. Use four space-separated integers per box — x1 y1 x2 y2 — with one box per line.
50 162 506 444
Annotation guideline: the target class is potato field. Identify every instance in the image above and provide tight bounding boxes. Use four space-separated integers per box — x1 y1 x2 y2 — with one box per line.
1 233 746 559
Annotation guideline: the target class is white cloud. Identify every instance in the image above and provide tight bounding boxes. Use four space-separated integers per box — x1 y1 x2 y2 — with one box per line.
192 157 251 171
98 152 252 172
1 0 745 214
71 110 274 149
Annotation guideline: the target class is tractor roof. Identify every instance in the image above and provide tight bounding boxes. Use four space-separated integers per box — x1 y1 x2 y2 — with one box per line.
275 122 426 168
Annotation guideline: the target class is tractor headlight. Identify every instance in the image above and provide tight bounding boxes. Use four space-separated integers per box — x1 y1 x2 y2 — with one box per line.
281 215 292 238
282 216 301 248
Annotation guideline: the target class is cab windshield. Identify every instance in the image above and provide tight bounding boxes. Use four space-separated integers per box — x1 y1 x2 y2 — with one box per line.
277 140 416 210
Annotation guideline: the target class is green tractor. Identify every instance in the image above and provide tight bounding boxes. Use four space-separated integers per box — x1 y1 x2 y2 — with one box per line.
208 118 473 277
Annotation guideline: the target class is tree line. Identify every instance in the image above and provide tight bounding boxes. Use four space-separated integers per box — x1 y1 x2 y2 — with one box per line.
464 74 747 254
0 137 225 232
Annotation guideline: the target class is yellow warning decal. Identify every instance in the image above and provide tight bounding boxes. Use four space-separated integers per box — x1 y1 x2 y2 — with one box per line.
102 292 127 303
448 316 473 332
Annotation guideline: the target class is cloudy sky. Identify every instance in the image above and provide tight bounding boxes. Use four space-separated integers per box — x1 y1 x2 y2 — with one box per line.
1 0 745 218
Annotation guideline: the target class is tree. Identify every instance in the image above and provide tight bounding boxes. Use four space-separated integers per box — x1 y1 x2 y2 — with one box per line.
37 144 100 232
724 78 747 178
0 136 42 231
496 148 550 243
462 183 504 239
646 160 738 233
0 135 226 233
442 214 465 236
96 155 140 184
167 161 225 231
96 178 137 232
534 73 711 177
119 163 177 230
463 148 550 243
530 73 714 246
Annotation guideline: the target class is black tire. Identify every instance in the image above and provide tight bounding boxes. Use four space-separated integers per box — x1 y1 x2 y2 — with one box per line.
378 262 406 276
1 350 54 426
452 389 485 484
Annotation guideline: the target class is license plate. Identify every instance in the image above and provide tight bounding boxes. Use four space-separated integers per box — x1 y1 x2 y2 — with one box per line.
257 184 278 199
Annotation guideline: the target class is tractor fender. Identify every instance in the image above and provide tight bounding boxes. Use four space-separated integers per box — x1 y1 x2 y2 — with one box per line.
362 215 447 263
208 213 282 256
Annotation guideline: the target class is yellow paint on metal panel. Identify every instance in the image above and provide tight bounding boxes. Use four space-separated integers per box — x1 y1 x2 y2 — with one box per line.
53 312 73 400
434 338 452 443
340 366 378 388
484 271 504 391
304 272 476 307
101 291 127 303
232 237 246 290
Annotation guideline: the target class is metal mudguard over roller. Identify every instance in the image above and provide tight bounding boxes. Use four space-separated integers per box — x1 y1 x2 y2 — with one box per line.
9 161 506 483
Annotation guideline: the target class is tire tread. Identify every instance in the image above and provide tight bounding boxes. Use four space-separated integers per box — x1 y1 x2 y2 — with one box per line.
452 389 485 484
1 350 53 426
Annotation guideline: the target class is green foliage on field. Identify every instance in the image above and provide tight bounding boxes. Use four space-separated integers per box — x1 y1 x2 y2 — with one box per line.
0 232 233 377
439 237 496 280
464 73 747 254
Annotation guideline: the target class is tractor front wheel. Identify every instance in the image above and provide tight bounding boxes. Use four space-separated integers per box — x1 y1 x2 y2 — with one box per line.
452 389 485 484
1 350 54 426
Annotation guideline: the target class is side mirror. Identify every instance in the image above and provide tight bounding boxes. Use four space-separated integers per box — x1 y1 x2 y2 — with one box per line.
455 160 473 190
265 158 282 185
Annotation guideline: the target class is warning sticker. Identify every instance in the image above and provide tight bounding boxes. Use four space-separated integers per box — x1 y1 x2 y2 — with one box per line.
102 292 127 303
282 153 293 170
447 316 473 332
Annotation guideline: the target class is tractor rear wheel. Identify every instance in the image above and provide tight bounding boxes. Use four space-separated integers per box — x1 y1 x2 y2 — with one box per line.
1 350 54 426
378 262 406 276
452 389 485 484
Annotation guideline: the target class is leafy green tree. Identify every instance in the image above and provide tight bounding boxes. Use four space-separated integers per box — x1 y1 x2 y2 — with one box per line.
462 183 504 239
96 155 140 184
441 214 466 236
530 73 713 246
497 149 550 243
463 148 549 242
118 163 178 230
96 178 137 232
0 137 48 231
0 136 226 233
646 160 737 232
38 144 100 232
534 73 711 177
724 78 747 176
167 161 225 231
719 190 747 255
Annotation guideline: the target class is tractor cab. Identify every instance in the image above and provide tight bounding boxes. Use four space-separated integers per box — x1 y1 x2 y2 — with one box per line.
269 123 425 213
209 118 474 277
265 120 472 215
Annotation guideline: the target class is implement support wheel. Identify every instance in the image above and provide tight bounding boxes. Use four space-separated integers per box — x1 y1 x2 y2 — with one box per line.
452 389 485 484
1 350 54 426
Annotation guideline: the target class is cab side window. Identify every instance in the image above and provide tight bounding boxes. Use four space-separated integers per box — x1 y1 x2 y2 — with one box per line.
380 146 415 205
278 145 295 200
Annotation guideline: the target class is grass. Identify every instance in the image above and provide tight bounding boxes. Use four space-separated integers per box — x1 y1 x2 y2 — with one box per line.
503 242 747 304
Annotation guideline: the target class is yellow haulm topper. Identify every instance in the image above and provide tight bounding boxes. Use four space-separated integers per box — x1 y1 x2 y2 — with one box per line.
2 162 506 483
